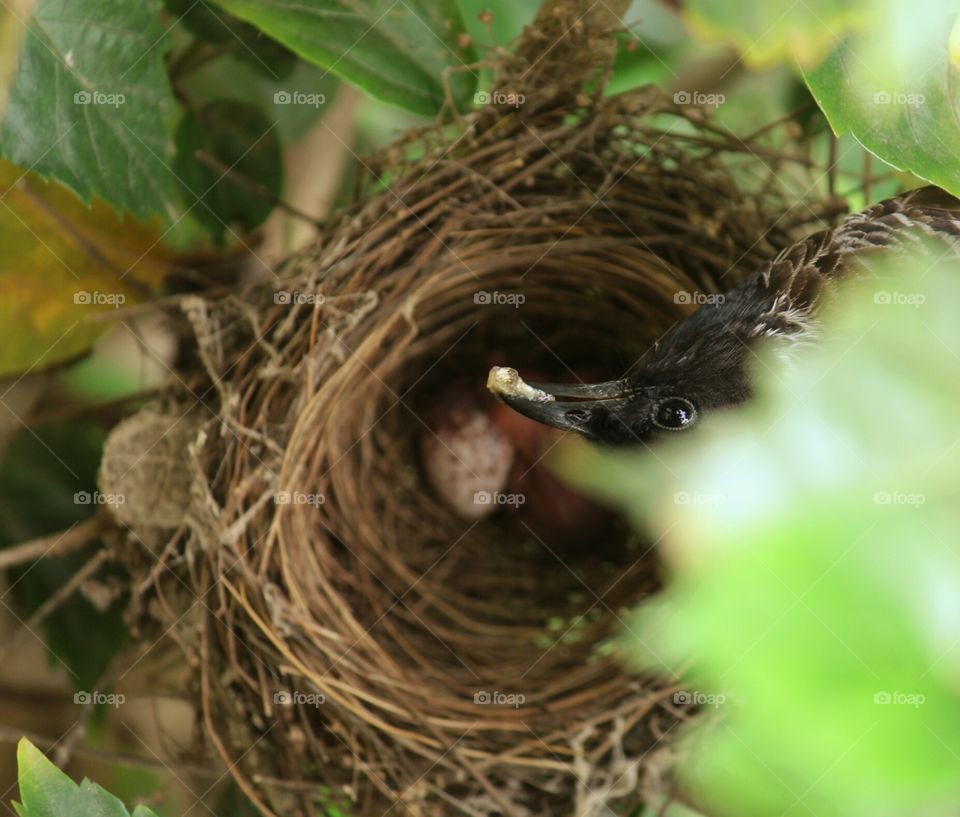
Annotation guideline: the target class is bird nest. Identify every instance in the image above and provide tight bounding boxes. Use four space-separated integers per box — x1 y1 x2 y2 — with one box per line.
102 13 840 817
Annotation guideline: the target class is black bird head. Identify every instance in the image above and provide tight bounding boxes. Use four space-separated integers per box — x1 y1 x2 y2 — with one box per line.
488 281 799 446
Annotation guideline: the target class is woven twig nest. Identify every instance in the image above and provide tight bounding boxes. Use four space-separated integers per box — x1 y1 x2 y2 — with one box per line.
102 14 838 817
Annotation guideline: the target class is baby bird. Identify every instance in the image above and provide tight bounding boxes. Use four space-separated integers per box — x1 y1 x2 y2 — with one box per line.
489 186 960 445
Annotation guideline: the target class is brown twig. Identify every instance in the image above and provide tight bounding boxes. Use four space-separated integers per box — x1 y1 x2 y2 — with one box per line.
0 517 102 571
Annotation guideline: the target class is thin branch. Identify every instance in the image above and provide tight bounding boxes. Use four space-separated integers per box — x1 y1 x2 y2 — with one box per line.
0 517 103 571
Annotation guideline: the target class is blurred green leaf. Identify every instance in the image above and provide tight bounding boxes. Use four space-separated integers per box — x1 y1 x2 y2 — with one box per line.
163 0 299 79
174 100 283 240
803 3 960 198
0 0 178 220
14 739 160 817
683 0 869 66
207 0 477 115
558 246 960 817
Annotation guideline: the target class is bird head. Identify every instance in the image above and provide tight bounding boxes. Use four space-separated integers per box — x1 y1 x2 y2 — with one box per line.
488 292 773 445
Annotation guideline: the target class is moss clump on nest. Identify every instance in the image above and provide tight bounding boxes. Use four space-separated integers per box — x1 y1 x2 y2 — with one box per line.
103 8 840 816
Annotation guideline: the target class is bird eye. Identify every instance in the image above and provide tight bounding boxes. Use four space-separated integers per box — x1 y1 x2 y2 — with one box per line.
652 397 697 431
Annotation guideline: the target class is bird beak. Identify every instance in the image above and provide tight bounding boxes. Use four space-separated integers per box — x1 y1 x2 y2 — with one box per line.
487 367 631 436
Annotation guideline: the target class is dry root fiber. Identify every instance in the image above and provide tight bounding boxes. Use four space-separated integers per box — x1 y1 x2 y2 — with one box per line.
103 7 838 816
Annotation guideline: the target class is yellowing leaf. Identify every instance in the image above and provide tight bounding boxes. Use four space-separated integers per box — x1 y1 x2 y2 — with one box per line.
684 0 871 67
949 15 960 69
0 1 32 120
0 159 172 377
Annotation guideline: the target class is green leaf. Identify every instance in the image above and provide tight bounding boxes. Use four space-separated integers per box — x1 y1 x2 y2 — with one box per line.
0 0 178 220
803 3 960 198
558 246 960 817
207 0 477 115
173 100 282 240
14 739 160 817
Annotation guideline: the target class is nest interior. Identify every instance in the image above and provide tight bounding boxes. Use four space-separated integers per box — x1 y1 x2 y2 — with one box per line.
106 15 839 817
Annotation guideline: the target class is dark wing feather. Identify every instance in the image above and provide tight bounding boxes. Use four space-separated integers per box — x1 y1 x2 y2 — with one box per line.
755 185 960 337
